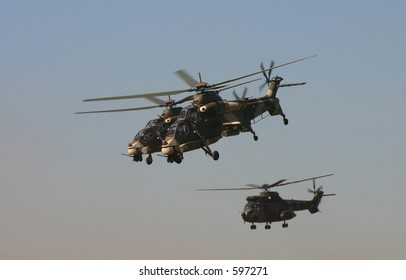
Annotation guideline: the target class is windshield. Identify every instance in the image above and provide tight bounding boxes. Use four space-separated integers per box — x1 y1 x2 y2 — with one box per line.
133 128 154 142
145 118 165 131
244 202 259 211
178 107 201 122
145 119 156 128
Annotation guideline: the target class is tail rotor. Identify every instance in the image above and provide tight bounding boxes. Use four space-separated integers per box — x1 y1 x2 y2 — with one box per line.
308 179 336 197
259 61 275 92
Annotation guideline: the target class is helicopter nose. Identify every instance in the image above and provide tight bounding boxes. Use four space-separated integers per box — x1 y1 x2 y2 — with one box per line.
241 210 249 221
241 209 254 222
127 142 143 155
161 146 174 156
141 146 151 154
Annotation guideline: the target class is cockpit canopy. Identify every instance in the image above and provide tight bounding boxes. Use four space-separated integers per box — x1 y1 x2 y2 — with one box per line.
166 106 202 140
145 118 165 131
132 118 165 143
244 201 260 211
178 106 202 122
166 120 190 139
133 128 154 143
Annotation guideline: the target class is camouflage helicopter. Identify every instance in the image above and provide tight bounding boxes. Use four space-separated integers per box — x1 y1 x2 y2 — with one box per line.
160 60 312 164
76 55 315 164
75 72 259 164
197 174 335 230
76 95 191 164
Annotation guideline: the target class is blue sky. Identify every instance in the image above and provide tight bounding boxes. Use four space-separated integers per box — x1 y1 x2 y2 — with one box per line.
1 0 406 259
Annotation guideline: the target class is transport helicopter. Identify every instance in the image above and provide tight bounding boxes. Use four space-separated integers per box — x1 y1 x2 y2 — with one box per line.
197 174 335 230
76 56 315 164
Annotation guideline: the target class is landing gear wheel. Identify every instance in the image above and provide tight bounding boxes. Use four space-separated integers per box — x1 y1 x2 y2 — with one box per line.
167 156 174 163
253 135 258 141
250 224 257 230
265 224 271 230
283 118 289 125
212 151 219 161
146 156 153 165
282 223 288 228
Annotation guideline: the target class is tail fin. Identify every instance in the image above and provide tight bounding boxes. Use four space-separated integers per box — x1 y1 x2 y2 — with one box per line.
308 191 323 214
308 190 336 213
265 76 283 99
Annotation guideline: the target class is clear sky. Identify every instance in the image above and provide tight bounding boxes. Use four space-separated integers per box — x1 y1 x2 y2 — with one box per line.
1 0 405 259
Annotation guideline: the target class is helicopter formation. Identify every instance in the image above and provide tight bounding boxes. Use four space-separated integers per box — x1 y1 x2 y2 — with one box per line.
76 55 336 230
198 174 335 230
76 56 314 164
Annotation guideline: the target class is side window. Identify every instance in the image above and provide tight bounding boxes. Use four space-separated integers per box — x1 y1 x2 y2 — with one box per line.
176 123 190 138
144 130 154 141
179 110 187 120
188 110 201 123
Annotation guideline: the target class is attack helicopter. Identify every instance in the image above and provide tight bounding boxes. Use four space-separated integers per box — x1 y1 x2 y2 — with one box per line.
197 174 335 230
76 55 315 164
161 67 308 164
76 72 259 164
76 95 188 164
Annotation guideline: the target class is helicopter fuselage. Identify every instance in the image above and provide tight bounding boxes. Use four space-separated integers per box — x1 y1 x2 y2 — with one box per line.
241 191 323 226
161 92 285 162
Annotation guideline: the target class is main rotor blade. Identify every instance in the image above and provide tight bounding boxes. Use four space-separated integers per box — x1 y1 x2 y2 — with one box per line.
245 184 262 188
145 96 167 105
196 174 333 192
175 69 199 87
218 78 261 92
277 174 334 187
212 55 316 87
82 88 194 102
279 82 307 88
244 179 288 191
197 186 261 191
75 105 162 114
174 94 194 105
268 179 288 188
